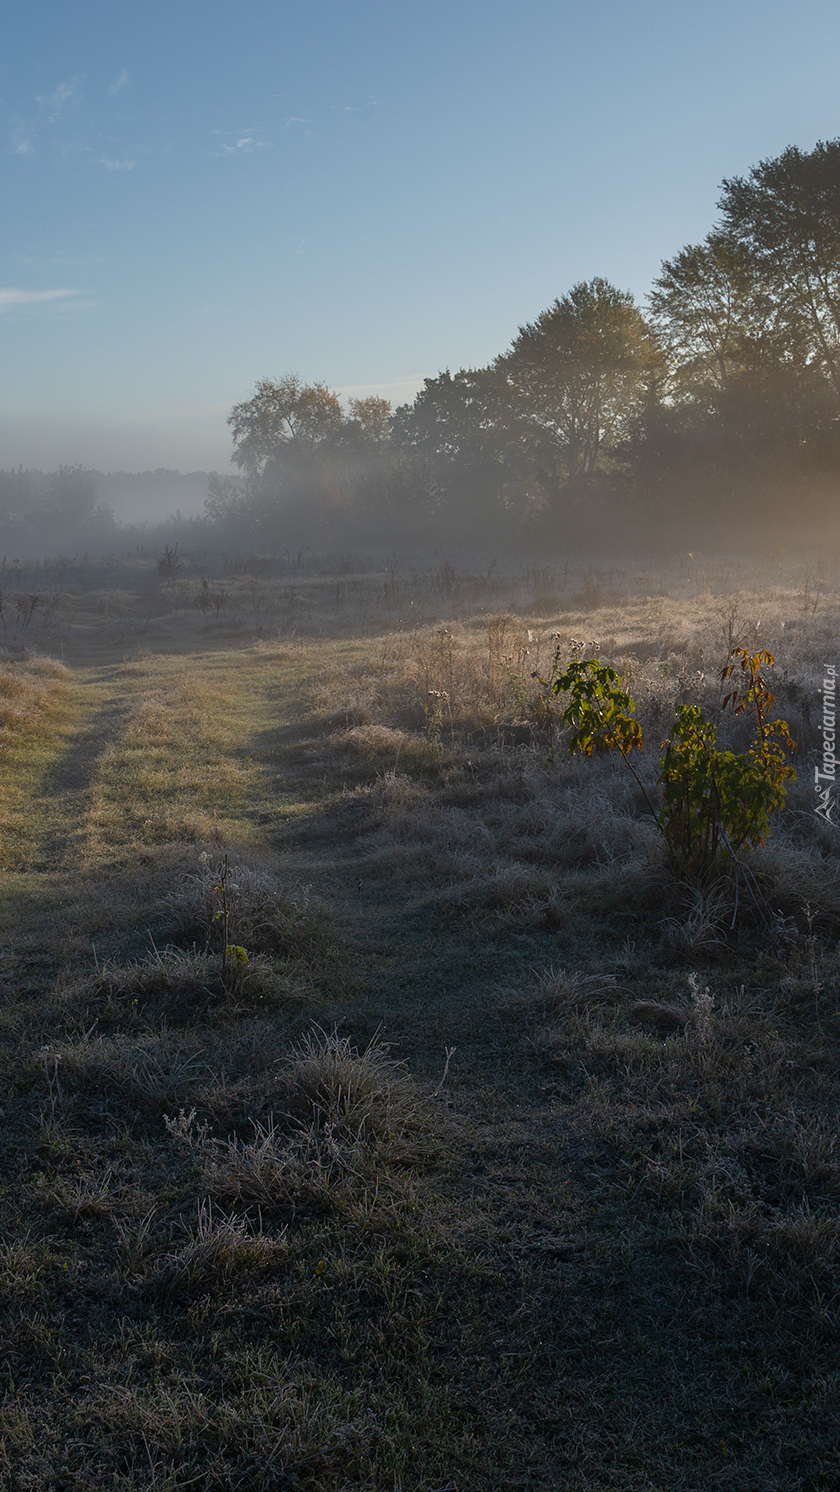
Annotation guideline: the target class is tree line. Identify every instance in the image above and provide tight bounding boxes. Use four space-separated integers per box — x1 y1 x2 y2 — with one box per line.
210 138 840 552
0 467 117 554
5 138 837 559
0 468 225 556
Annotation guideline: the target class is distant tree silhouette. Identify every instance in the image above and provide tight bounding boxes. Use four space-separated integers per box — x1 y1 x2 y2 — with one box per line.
719 139 840 402
498 279 662 502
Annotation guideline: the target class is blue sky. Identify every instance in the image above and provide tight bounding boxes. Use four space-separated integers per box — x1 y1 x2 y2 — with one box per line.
3 0 840 473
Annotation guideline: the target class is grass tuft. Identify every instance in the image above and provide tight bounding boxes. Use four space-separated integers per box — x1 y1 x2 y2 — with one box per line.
149 1198 287 1296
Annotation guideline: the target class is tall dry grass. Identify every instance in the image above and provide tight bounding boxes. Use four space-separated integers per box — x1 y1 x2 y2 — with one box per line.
291 561 840 939
0 654 71 739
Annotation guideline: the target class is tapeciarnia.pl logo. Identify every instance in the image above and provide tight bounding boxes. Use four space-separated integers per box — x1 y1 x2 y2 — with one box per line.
814 662 837 824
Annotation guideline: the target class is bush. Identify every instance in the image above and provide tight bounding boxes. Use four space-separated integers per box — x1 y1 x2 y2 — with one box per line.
548 647 795 880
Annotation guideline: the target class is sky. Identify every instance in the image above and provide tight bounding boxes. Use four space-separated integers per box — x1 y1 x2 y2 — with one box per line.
3 0 840 475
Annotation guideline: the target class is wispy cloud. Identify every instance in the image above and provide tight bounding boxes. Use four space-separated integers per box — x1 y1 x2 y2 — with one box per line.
339 374 423 400
92 156 135 171
213 129 269 157
108 69 129 96
35 76 84 122
331 100 378 114
10 117 34 156
0 288 76 311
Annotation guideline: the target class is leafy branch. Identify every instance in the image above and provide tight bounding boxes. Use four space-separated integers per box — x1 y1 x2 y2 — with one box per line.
543 648 796 883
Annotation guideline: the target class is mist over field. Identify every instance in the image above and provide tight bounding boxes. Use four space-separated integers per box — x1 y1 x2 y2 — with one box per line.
0 468 224 555
8 139 840 562
97 470 214 525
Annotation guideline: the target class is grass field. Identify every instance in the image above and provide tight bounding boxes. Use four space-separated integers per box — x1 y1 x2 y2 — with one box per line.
1 547 839 1489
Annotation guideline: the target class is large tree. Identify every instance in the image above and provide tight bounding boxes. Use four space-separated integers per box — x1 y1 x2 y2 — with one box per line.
392 367 517 468
718 139 840 399
498 278 661 490
215 377 399 545
227 374 345 481
648 231 776 395
390 367 531 532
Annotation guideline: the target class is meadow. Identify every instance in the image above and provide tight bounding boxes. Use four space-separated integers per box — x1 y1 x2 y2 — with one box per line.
0 545 838 1490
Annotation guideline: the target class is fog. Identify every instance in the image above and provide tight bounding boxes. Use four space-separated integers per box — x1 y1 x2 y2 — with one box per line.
99 471 216 525
0 467 228 559
7 138 840 564
0 408 235 479
1 448 838 566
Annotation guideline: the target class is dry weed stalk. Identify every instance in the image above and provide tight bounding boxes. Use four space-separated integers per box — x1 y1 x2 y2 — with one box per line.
688 971 715 1043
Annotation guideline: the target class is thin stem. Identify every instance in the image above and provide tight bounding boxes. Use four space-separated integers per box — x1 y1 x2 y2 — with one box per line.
617 742 662 826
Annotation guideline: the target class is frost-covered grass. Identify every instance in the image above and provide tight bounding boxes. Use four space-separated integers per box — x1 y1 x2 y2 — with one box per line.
1 550 839 1489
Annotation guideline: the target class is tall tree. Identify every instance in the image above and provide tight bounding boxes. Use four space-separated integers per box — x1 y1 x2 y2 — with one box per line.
499 278 661 490
391 367 529 532
719 139 840 399
648 231 775 395
216 377 401 546
227 374 344 480
392 367 516 468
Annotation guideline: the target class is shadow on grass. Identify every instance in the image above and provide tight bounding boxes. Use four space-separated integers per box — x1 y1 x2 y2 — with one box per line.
31 690 132 872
